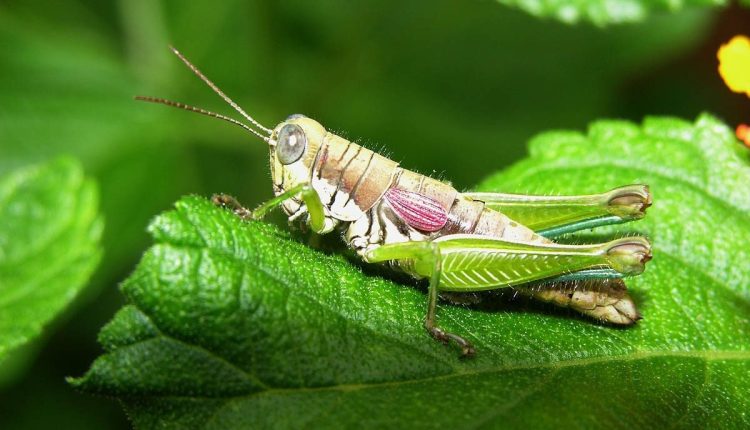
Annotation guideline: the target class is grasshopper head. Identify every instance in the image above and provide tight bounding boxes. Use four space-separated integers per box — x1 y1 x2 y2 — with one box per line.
135 47 329 206
269 115 326 197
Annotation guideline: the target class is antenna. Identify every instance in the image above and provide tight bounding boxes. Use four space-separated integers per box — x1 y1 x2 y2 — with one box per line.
135 96 270 142
169 46 272 134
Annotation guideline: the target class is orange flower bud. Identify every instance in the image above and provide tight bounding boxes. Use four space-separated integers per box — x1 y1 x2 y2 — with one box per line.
737 124 750 148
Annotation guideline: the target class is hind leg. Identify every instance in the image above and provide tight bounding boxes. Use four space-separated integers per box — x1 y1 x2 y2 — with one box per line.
364 235 651 357
465 184 651 237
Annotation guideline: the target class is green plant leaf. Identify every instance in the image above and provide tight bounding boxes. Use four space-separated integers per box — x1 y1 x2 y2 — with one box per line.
73 114 749 429
0 158 102 363
496 0 726 25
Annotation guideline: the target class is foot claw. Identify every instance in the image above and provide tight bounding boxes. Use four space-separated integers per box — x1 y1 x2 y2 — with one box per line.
426 325 476 358
461 345 476 358
211 193 232 207
427 326 450 344
211 194 252 220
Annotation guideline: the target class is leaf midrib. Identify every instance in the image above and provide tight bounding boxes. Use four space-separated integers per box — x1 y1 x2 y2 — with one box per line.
120 346 749 402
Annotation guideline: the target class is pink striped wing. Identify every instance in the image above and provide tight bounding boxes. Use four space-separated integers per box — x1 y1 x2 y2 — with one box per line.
384 188 448 232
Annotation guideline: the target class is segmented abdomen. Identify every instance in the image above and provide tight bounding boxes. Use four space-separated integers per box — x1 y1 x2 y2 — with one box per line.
441 196 545 243
344 167 545 256
312 134 399 221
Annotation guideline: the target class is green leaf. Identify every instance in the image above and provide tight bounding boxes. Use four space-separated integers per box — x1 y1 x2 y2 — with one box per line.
496 0 726 25
73 114 750 429
0 158 102 362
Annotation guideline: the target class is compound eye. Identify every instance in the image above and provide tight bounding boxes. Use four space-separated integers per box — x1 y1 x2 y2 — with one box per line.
276 124 307 165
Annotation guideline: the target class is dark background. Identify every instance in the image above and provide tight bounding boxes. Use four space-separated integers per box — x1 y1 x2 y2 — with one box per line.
0 0 749 428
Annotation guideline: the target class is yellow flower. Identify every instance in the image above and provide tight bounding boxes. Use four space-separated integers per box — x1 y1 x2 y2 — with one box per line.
718 35 750 97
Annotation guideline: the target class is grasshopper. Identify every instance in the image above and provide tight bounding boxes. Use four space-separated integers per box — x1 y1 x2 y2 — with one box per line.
138 47 653 357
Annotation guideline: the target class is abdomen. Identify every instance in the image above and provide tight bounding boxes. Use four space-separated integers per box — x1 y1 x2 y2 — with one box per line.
344 167 545 254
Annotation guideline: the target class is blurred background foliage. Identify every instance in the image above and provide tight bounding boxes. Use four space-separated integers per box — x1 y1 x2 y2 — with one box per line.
0 0 749 428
